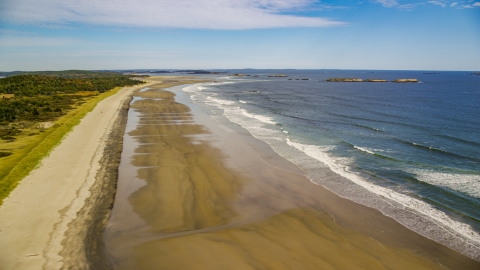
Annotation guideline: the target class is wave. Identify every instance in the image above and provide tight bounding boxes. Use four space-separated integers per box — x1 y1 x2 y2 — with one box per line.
411 169 480 199
343 142 398 161
330 112 411 127
239 100 247 104
438 134 480 147
355 124 382 132
286 138 480 258
206 96 235 106
353 145 375 155
188 84 277 127
241 109 276 125
332 112 435 133
395 139 480 163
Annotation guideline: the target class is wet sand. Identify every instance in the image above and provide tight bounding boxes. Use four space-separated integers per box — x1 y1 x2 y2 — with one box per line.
106 81 480 269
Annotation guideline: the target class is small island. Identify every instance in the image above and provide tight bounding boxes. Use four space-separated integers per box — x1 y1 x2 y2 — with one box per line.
327 78 363 82
364 79 388 82
392 79 419 83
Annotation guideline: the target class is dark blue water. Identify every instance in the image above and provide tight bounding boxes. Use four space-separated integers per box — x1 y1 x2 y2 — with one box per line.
181 70 480 259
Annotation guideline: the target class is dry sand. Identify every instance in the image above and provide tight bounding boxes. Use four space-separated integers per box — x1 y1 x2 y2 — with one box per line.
105 84 480 269
0 82 155 270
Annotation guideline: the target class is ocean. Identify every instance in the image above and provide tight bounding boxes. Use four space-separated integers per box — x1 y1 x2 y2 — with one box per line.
179 70 480 258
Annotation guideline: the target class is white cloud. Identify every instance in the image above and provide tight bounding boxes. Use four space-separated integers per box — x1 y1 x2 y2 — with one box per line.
374 0 473 9
428 1 446 7
473 2 480 6
0 0 345 29
374 0 399 7
0 36 82 47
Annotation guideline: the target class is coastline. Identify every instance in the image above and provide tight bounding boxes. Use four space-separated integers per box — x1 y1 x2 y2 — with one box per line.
0 75 477 269
0 82 154 270
105 81 480 269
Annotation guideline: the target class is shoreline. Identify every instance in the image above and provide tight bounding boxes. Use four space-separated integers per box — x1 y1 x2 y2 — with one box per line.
0 75 478 269
196 80 480 259
105 81 480 269
0 82 155 269
180 79 480 262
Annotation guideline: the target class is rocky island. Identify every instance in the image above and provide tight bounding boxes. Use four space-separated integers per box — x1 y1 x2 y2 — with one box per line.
327 78 419 83
327 78 363 82
392 79 419 83
364 79 388 82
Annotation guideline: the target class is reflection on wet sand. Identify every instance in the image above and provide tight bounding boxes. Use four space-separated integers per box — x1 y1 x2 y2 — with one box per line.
106 80 479 270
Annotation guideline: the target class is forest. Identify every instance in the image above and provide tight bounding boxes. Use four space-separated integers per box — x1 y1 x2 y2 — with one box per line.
0 70 144 136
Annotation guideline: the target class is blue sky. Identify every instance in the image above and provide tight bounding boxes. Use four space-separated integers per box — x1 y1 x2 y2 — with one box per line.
0 0 479 71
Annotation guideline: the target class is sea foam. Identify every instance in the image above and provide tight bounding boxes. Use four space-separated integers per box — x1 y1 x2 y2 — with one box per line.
412 170 480 199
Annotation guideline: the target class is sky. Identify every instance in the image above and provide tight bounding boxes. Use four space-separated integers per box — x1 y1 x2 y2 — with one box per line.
0 0 479 71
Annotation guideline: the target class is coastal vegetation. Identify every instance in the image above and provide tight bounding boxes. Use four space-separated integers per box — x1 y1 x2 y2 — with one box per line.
0 71 144 204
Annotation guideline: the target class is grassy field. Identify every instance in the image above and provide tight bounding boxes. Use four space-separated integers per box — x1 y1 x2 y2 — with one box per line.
0 86 126 205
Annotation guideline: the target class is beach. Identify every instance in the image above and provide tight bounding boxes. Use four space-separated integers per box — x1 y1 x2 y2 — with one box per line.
0 82 155 269
105 78 480 269
0 76 478 269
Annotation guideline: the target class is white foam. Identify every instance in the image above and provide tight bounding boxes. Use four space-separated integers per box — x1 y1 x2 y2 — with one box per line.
239 100 247 104
182 84 201 93
412 170 480 199
241 109 276 125
207 96 235 106
353 146 376 155
286 138 480 254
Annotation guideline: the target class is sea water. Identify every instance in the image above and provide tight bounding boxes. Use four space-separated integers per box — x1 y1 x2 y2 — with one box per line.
180 70 480 259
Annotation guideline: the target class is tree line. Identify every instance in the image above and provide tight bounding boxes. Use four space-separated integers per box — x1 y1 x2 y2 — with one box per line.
0 72 143 97
0 71 144 125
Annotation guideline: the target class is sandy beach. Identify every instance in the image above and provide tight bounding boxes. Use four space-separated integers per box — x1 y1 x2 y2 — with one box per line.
0 82 155 270
105 80 480 269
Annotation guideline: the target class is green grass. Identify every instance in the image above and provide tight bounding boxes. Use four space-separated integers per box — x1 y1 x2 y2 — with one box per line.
0 86 126 205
